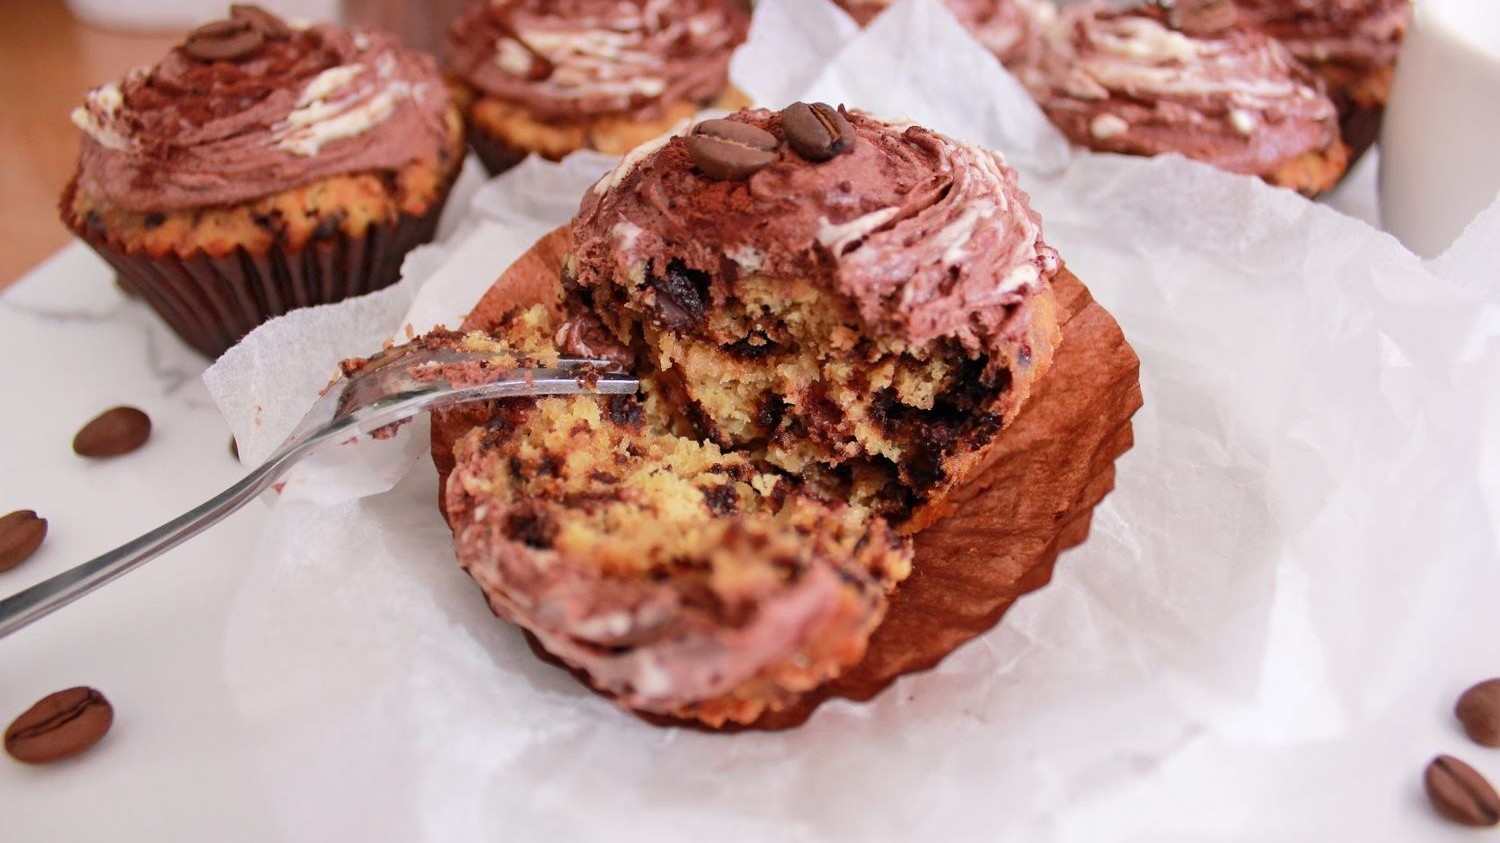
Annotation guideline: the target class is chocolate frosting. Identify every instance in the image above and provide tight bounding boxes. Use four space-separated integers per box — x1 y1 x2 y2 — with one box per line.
445 0 748 122
71 24 451 214
1021 3 1340 175
571 108 1059 357
836 0 1055 65
1232 0 1410 71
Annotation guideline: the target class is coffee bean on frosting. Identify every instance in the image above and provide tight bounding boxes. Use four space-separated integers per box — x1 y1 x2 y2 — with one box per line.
781 102 856 162
1166 0 1239 37
183 19 266 63
686 119 778 181
229 4 293 40
1425 755 1500 827
0 510 47 573
73 406 152 458
4 687 114 765
1457 679 1500 748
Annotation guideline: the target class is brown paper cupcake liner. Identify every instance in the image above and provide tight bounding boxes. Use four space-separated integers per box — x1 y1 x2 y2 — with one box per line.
430 227 1144 732
467 125 532 178
69 170 459 359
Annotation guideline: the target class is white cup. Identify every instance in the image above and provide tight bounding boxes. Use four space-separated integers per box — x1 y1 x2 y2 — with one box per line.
1379 0 1500 258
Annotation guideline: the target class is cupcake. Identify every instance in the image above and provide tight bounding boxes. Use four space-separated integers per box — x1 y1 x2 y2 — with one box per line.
444 0 751 175
61 5 465 357
1230 0 1411 159
833 0 1056 67
1020 0 1349 195
435 103 1066 725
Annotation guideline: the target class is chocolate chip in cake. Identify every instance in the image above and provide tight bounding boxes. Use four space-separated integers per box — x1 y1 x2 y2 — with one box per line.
73 406 152 458
649 260 710 331
4 687 113 765
781 102 856 163
606 395 645 429
183 19 265 63
1166 0 1239 37
1425 755 1500 827
686 119 779 181
229 4 292 39
701 484 739 516
0 510 47 573
1458 679 1500 748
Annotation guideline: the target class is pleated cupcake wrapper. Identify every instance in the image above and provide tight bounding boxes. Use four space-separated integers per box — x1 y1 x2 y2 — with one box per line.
467 125 531 178
72 174 456 359
1340 106 1383 172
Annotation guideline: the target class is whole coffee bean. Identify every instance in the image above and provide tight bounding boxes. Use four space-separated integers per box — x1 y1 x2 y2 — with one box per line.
1169 0 1239 37
781 102 856 162
73 406 152 458
5 687 113 765
1458 679 1500 748
686 119 779 181
183 19 265 62
229 4 292 39
230 436 240 460
1425 755 1500 827
0 510 47 573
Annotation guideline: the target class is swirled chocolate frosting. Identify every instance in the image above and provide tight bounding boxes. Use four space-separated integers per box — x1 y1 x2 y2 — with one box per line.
1021 2 1340 175
1232 0 1410 72
835 0 1056 65
571 108 1059 356
70 17 451 214
445 0 749 123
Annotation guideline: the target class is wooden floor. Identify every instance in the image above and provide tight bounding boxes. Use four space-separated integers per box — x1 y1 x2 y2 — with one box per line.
0 0 183 288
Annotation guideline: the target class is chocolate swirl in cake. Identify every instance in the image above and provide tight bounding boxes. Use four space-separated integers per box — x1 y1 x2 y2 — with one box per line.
1232 0 1410 71
70 14 450 214
1021 2 1340 176
445 0 749 123
573 108 1058 358
837 0 1055 65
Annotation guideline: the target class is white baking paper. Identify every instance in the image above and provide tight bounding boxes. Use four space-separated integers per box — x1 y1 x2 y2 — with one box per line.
203 1 1500 840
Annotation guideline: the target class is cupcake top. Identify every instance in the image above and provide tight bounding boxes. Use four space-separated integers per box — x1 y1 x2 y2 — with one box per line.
70 6 451 215
1021 1 1340 175
571 106 1059 357
836 0 1056 65
1231 0 1410 71
445 0 750 123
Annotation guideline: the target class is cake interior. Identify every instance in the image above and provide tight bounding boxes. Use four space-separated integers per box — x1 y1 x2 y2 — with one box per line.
571 256 1016 526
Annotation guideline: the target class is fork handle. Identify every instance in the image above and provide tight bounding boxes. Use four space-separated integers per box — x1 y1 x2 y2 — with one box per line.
0 459 285 640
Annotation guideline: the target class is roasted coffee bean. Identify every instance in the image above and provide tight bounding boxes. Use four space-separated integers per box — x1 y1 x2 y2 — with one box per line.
686 119 779 181
4 687 113 765
1168 0 1239 37
183 19 265 62
229 4 292 39
781 102 856 162
0 510 47 573
73 406 152 458
1458 679 1500 748
230 436 240 460
1425 755 1500 827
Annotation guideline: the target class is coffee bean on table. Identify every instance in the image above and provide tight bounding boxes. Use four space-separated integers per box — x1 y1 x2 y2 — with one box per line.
230 436 240 460
0 510 47 573
781 102 856 162
1458 679 1500 748
1425 754 1500 827
73 406 152 458
4 687 113 765
686 118 778 181
183 19 265 62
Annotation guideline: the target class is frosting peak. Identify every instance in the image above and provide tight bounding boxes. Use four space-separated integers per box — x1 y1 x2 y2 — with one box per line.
1021 3 1340 175
572 108 1059 356
446 0 749 122
837 0 1056 65
1231 0 1411 70
71 22 451 214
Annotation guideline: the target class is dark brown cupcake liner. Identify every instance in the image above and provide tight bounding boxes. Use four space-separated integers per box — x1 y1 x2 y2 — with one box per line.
1339 105 1383 172
67 169 459 358
467 124 532 178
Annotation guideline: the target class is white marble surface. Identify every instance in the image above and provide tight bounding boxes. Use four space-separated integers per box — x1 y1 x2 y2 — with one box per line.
0 245 279 842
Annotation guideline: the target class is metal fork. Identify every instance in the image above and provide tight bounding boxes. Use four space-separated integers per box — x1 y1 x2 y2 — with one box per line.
0 345 638 639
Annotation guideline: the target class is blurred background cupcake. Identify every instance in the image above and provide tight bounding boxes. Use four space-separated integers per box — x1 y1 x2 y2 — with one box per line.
832 0 1056 67
59 4 465 357
444 0 751 176
1230 0 1412 162
1020 0 1348 195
